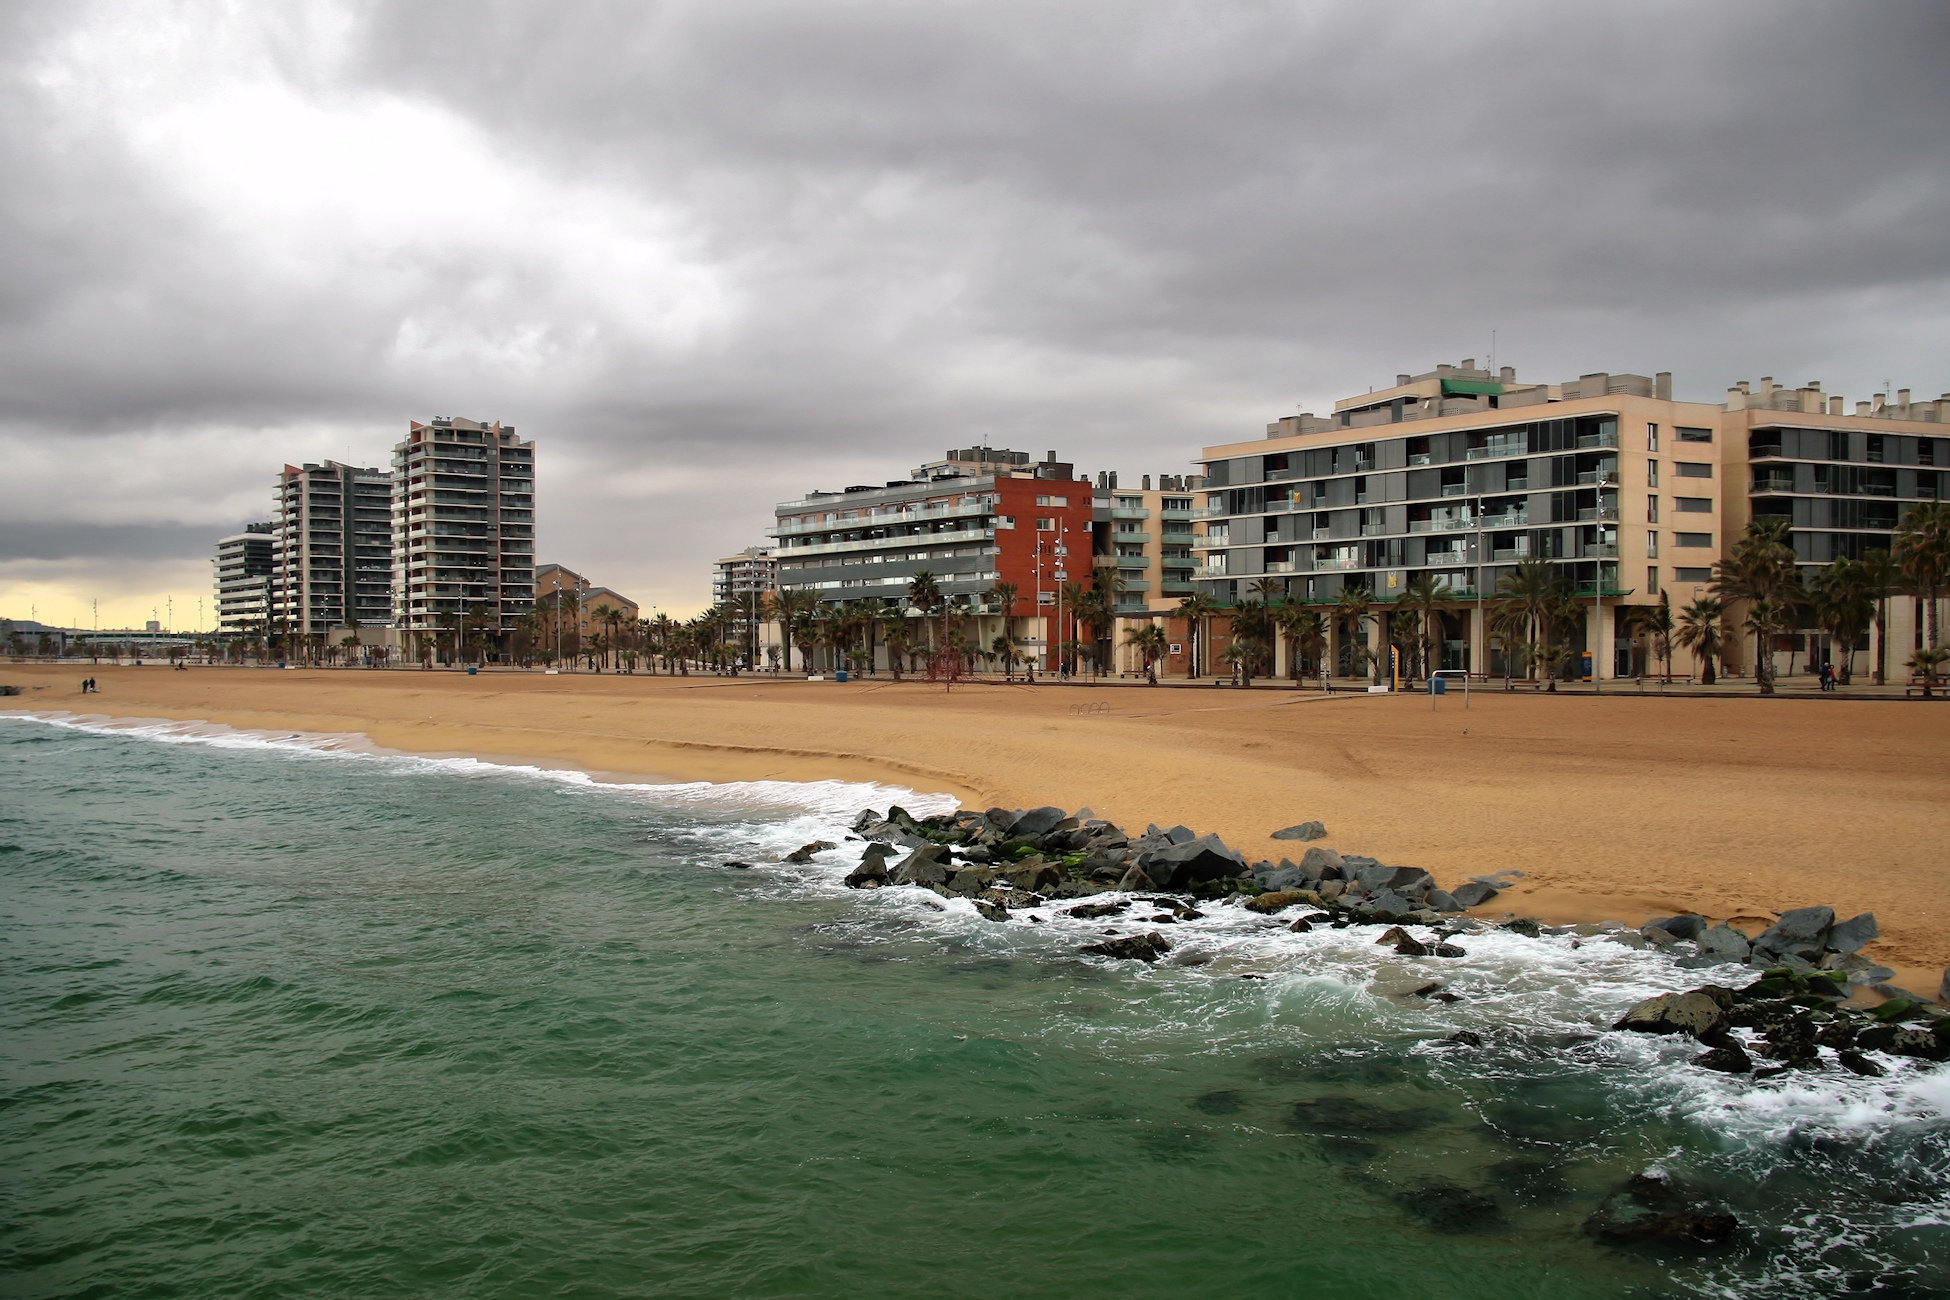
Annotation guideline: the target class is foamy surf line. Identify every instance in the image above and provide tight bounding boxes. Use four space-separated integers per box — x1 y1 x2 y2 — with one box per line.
750 838 1950 1147
0 709 953 821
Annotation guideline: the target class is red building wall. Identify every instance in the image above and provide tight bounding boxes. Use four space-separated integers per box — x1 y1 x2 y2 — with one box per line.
990 477 1095 612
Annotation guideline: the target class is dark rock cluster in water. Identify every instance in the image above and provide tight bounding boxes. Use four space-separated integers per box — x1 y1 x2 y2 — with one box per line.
1615 969 1950 1075
805 805 1950 1027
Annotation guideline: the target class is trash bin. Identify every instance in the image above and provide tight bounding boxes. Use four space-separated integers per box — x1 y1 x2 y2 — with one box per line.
835 669 849 683
1430 676 1447 695
467 665 478 676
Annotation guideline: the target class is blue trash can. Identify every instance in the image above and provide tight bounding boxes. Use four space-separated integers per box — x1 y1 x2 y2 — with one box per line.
467 665 478 676
1430 676 1448 695
835 669 849 682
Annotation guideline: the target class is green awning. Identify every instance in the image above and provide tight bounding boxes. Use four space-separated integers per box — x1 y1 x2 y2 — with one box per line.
1440 378 1504 396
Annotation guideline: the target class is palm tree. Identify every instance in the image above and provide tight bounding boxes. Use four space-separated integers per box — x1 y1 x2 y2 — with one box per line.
1894 501 1950 650
1741 597 1790 694
768 589 819 672
878 607 912 681
1713 518 1801 688
1333 584 1376 683
1809 557 1872 685
1674 595 1728 685
1278 604 1329 690
1623 591 1675 683
906 570 942 656
1494 559 1562 684
1858 549 1901 685
1173 592 1216 679
1396 572 1453 683
589 603 618 671
985 581 1020 680
1123 623 1167 684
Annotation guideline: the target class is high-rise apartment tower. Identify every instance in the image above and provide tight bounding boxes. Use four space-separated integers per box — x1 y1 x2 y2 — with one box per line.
390 416 536 656
273 461 395 636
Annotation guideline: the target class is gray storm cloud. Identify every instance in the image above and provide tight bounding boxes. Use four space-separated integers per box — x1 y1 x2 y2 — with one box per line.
2 0 1946 621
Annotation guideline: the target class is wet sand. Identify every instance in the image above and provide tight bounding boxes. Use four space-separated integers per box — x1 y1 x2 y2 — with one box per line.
7 662 1948 983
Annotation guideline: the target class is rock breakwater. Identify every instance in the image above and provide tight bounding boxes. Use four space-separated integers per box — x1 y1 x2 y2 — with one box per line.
820 802 1950 1081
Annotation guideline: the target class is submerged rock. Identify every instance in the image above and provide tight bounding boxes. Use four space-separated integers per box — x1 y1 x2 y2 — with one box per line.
1395 1180 1504 1234
1246 889 1320 914
783 839 837 863
1693 1043 1753 1074
1079 932 1172 962
1585 1172 1740 1245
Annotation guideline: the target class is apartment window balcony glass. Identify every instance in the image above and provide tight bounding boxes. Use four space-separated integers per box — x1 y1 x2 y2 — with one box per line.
1577 427 1620 450
1465 435 1527 460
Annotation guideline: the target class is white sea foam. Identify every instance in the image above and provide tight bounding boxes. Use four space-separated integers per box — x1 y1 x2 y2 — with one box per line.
0 709 953 823
756 833 1950 1151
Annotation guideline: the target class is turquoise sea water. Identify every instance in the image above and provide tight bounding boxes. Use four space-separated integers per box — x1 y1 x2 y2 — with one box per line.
2 714 1946 1298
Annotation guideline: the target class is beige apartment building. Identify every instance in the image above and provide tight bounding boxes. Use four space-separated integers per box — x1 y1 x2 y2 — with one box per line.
1188 362 1948 683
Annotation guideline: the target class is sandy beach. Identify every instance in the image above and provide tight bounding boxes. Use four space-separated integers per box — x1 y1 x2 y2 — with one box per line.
7 662 1948 983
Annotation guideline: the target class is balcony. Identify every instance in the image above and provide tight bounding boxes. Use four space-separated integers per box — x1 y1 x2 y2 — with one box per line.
1264 498 1308 514
1465 438 1527 461
1191 565 1228 581
1481 512 1529 529
1576 543 1620 558
1264 561 1297 573
1752 474 1795 494
784 526 995 557
1160 531 1196 545
1114 554 1149 569
1575 507 1620 523
1314 556 1363 570
1408 517 1471 533
1115 578 1151 593
1312 527 1333 541
1409 453 1432 466
1191 505 1231 520
1110 530 1150 543
1360 524 1388 537
1111 507 1150 521
1160 508 1195 522
1192 534 1231 551
1162 579 1197 594
1577 429 1621 450
771 499 991 536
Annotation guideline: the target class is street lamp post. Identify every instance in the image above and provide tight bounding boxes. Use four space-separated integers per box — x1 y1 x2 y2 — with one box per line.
1594 471 1613 695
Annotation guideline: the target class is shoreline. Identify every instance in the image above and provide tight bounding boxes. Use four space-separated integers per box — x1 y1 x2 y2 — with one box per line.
5 662 1948 989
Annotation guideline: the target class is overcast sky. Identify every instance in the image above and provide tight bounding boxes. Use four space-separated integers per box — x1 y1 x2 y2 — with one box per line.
3 1 1946 628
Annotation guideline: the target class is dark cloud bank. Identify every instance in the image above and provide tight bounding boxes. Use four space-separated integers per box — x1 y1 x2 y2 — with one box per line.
3 0 1947 614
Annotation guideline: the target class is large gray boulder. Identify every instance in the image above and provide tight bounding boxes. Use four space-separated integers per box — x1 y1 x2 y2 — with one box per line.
1359 866 1433 897
1425 889 1461 913
1450 880 1500 909
1646 914 1708 941
1262 865 1309 892
1009 806 1068 838
1271 821 1327 841
1696 923 1752 962
1612 989 1731 1039
893 843 952 886
1138 834 1246 888
1298 846 1345 881
1752 906 1834 962
1826 912 1879 955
